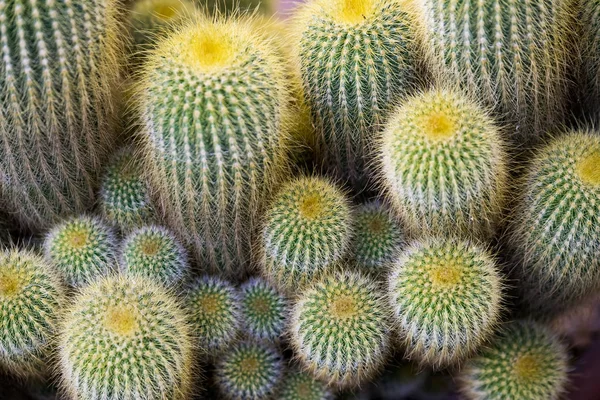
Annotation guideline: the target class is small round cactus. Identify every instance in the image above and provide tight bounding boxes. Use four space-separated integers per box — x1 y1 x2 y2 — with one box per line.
509 130 600 314
459 321 569 400
388 238 503 368
186 275 241 355
260 176 352 292
290 270 390 388
278 367 334 400
215 340 284 400
59 274 193 400
120 225 189 286
0 250 64 378
380 89 507 240
99 147 154 232
239 278 287 342
352 201 405 273
44 216 116 288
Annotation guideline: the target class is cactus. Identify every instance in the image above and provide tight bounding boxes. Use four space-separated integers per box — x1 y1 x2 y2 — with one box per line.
120 225 189 286
421 0 574 144
278 367 334 400
352 201 405 273
186 275 242 355
388 238 503 368
292 0 424 190
0 0 123 231
215 340 283 400
260 176 353 292
581 0 600 120
290 270 390 388
0 250 64 378
58 274 193 400
44 216 116 288
380 89 507 239
459 321 569 400
508 130 600 315
240 277 287 342
202 0 276 16
137 16 291 277
99 147 154 232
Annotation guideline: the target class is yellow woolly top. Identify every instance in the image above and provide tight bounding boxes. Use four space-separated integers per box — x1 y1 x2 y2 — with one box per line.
132 0 197 22
577 151 600 186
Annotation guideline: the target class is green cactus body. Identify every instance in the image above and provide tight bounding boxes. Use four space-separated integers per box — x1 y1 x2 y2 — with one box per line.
290 270 390 388
380 89 507 239
186 275 241 355
388 238 503 368
353 201 405 273
240 278 287 342
138 17 290 277
59 274 193 400
0 0 122 231
0 250 64 378
278 367 334 400
99 147 154 232
120 225 189 286
460 321 569 400
44 216 116 288
215 340 283 400
293 0 423 190
422 0 573 144
509 131 600 314
260 176 352 292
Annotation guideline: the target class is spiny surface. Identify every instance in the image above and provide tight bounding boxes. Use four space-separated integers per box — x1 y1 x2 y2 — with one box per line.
138 17 290 277
460 321 568 400
278 368 334 400
380 89 507 239
509 131 600 314
581 0 600 120
44 216 116 288
0 250 63 378
290 271 390 388
294 0 423 190
0 0 122 230
215 341 283 400
388 238 503 368
59 275 193 400
240 278 287 341
186 275 241 355
261 176 352 292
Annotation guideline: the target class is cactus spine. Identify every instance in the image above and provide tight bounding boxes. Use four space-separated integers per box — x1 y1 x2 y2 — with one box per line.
260 176 353 292
138 16 291 277
290 270 390 388
422 0 574 143
508 130 600 314
388 238 503 368
278 367 334 400
59 274 193 400
459 321 569 400
293 0 424 190
240 277 287 342
0 250 64 378
581 0 600 120
380 89 507 239
0 0 122 231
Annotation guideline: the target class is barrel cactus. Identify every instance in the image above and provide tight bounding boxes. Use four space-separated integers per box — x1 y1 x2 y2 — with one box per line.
239 277 287 342
278 367 334 400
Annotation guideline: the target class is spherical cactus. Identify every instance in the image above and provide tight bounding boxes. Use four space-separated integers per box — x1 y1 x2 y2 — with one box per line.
0 0 123 231
292 0 425 190
240 278 287 342
388 238 503 368
120 225 189 286
278 367 334 400
44 216 116 288
215 340 283 400
380 89 507 240
99 146 154 232
186 275 241 355
137 16 291 277
459 321 569 400
59 274 193 400
352 201 405 273
260 176 353 292
508 130 600 315
290 270 390 388
0 250 64 378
